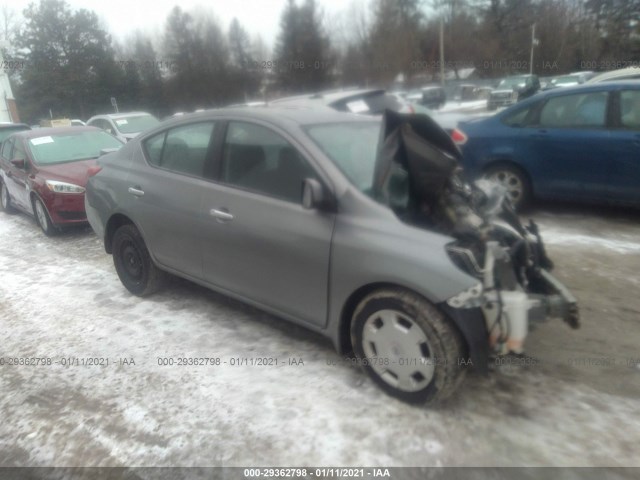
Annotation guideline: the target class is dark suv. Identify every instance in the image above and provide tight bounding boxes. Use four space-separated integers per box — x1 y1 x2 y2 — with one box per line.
488 74 540 110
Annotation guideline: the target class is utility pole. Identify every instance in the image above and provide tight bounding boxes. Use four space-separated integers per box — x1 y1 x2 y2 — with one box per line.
439 18 445 86
530 23 537 75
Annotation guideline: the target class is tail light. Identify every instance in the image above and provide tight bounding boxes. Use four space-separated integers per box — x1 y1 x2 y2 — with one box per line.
87 165 102 177
451 128 468 145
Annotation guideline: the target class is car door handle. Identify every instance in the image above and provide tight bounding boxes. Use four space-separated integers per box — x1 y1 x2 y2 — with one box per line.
128 187 145 197
209 208 234 222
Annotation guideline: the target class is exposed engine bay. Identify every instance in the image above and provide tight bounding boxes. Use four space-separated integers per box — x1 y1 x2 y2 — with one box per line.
373 110 580 357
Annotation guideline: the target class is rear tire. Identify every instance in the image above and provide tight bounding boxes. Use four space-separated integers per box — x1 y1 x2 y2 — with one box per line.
112 224 165 296
351 288 467 405
0 181 16 214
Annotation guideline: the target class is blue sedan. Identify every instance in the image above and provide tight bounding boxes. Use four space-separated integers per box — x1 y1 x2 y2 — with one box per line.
457 81 640 208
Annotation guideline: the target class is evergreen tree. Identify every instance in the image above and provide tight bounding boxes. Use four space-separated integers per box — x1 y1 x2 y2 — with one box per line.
16 0 121 121
274 0 332 93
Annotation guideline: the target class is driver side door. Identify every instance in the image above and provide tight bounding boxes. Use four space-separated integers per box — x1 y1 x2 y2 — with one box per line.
1 138 31 211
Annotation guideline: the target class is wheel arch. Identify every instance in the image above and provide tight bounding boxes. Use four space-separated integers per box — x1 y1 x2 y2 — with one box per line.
104 213 135 254
30 190 49 217
336 282 488 372
336 283 469 353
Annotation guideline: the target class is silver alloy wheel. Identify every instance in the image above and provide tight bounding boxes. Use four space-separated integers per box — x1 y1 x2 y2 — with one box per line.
35 200 49 232
1 183 8 209
487 169 524 204
362 309 435 392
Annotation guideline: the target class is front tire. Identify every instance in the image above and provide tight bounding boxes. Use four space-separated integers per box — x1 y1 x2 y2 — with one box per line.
112 224 165 296
1 181 16 214
484 163 531 210
34 197 57 236
351 288 467 405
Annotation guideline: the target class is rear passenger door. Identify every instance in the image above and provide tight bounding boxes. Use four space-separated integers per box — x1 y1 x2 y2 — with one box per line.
200 120 335 328
607 89 640 204
528 90 612 201
129 121 217 278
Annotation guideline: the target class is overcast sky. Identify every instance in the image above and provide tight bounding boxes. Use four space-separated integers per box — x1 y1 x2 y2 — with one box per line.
4 0 362 48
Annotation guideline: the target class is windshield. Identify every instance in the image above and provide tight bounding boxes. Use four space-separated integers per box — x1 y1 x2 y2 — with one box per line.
305 122 380 192
112 114 159 134
0 126 30 143
28 131 124 165
498 77 527 89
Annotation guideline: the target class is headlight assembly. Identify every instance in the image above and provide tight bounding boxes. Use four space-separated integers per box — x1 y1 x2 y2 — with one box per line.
45 180 85 194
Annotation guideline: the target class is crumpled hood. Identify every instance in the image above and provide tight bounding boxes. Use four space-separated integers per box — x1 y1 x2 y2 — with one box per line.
373 110 462 211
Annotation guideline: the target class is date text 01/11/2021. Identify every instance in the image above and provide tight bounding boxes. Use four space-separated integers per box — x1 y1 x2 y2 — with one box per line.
243 468 391 478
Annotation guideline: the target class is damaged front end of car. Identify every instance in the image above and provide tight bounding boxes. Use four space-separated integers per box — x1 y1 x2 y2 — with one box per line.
373 110 579 367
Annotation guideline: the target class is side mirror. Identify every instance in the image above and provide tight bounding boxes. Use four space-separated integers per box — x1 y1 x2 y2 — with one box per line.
302 178 332 210
10 159 25 169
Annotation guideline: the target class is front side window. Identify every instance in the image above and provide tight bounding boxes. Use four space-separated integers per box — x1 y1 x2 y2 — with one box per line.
305 121 380 193
1 139 13 159
221 122 316 203
539 92 608 128
143 122 215 178
11 141 27 162
620 90 640 129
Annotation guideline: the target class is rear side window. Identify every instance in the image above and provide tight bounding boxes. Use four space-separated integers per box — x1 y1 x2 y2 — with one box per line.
143 122 215 178
540 92 608 128
620 90 640 129
502 105 536 127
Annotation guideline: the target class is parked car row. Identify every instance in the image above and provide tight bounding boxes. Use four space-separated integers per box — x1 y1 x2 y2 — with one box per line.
0 105 580 405
458 80 640 209
487 74 541 110
488 67 638 112
0 127 124 234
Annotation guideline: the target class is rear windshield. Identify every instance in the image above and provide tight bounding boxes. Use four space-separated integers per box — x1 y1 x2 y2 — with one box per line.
112 114 160 134
305 122 380 192
28 131 124 165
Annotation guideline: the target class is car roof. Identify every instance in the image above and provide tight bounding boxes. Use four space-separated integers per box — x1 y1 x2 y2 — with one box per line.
269 88 386 107
494 80 640 114
540 80 640 95
587 67 640 83
148 107 379 134
0 123 30 129
88 112 152 120
11 126 101 139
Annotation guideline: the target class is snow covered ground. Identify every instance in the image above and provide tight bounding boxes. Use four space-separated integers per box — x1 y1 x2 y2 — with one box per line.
1 205 639 468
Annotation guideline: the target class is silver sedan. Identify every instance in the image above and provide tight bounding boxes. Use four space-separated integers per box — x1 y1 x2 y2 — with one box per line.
85 107 578 404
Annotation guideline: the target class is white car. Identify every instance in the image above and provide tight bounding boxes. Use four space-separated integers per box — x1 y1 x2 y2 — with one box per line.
586 67 640 83
86 112 160 142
